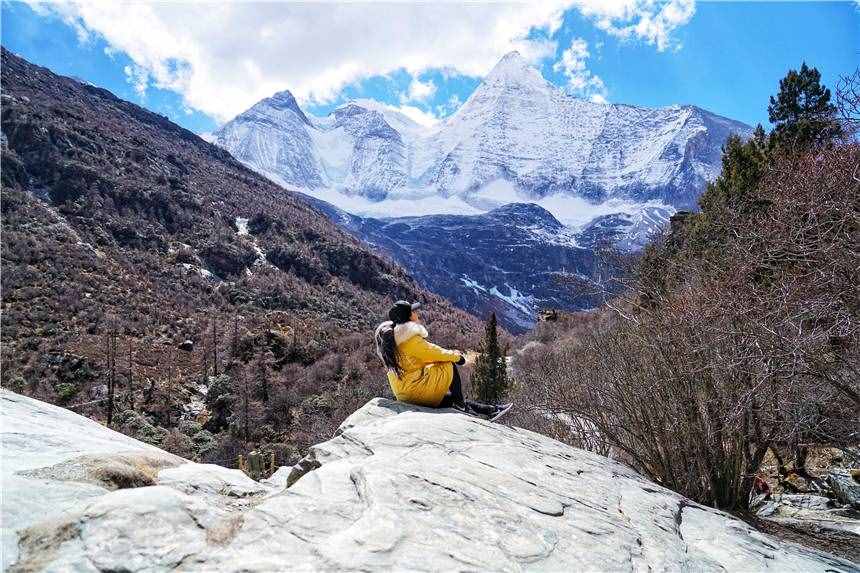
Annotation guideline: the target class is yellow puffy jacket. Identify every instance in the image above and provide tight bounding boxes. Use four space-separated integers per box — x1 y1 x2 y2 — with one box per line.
377 321 461 407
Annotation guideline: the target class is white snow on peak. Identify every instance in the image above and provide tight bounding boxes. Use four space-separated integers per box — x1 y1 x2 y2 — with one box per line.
214 51 753 224
340 98 432 134
481 50 551 93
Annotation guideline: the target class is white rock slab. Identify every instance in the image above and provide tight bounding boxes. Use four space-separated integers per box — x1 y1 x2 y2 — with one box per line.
4 393 857 572
0 390 184 568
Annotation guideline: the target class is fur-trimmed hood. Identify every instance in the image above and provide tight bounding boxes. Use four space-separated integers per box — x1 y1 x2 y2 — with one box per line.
393 321 428 345
374 320 428 346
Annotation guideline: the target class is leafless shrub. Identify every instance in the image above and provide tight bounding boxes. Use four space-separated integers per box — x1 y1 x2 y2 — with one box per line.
511 144 859 510
836 68 860 135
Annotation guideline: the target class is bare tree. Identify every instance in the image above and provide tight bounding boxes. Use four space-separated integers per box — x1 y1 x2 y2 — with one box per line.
211 314 219 376
104 316 119 427
126 337 135 411
510 144 859 510
836 67 860 133
230 314 241 361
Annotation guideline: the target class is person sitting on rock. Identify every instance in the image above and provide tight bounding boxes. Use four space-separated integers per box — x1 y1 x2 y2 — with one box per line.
374 300 507 420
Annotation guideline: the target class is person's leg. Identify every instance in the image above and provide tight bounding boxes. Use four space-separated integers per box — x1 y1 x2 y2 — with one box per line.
464 399 497 416
438 366 502 416
437 366 466 409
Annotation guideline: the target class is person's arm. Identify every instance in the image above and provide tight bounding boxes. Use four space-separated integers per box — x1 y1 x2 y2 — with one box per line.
412 337 463 364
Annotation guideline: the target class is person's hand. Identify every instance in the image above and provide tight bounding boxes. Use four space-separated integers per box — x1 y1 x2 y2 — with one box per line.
457 351 477 366
456 353 466 366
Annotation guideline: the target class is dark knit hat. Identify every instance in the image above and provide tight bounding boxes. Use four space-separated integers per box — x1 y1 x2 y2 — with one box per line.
388 300 421 324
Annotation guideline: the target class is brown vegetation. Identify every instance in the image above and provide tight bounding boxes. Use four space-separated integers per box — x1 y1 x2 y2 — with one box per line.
0 49 482 469
510 71 858 510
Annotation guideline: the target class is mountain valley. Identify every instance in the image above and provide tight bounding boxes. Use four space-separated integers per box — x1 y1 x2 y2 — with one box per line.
214 51 753 327
0 48 483 466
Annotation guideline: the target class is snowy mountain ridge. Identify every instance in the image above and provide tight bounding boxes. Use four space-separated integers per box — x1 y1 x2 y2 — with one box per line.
214 51 753 216
213 51 753 329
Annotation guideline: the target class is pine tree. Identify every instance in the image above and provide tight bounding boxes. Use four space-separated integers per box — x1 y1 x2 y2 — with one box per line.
768 62 841 149
471 312 508 403
697 134 767 216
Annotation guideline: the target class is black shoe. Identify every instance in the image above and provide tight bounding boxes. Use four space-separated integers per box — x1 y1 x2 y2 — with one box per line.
464 401 496 417
489 403 513 422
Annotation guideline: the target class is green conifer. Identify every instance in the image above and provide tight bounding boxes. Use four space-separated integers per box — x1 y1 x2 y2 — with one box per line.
471 313 508 403
768 62 841 148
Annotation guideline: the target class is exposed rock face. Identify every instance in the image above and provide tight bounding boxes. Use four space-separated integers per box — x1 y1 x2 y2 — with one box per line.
3 390 856 572
306 198 601 331
829 470 860 510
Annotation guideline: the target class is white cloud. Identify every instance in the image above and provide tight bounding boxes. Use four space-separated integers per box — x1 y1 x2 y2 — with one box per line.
574 0 696 51
32 1 572 122
388 103 439 128
29 1 694 122
554 38 608 102
123 64 149 97
401 76 437 103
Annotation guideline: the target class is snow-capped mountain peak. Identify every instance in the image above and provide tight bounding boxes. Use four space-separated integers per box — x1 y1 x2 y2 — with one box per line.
212 53 752 330
214 87 322 188
334 98 428 136
245 88 310 125
481 50 550 92
214 52 753 212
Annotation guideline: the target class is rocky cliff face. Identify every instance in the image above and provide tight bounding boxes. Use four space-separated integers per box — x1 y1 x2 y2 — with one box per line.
4 389 855 572
307 198 603 331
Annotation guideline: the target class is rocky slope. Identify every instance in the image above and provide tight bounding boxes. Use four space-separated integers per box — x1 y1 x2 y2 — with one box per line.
307 198 605 331
3 389 856 572
1 49 482 461
215 51 752 212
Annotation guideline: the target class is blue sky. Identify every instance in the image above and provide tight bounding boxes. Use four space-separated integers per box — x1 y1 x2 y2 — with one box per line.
2 1 857 134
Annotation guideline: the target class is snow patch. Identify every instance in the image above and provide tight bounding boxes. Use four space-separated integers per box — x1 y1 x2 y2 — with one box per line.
235 217 250 235
536 196 674 231
235 216 268 269
488 283 535 316
180 263 218 281
460 275 488 295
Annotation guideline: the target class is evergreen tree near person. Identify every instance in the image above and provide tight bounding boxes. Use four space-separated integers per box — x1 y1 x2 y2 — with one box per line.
471 312 508 404
768 62 841 149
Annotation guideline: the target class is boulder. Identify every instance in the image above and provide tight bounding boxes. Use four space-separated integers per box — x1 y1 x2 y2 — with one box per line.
828 469 860 510
780 494 833 511
0 390 184 568
752 493 860 538
2 391 856 572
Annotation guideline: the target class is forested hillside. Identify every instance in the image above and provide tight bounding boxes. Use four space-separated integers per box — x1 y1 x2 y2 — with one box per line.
0 48 483 466
510 63 859 519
